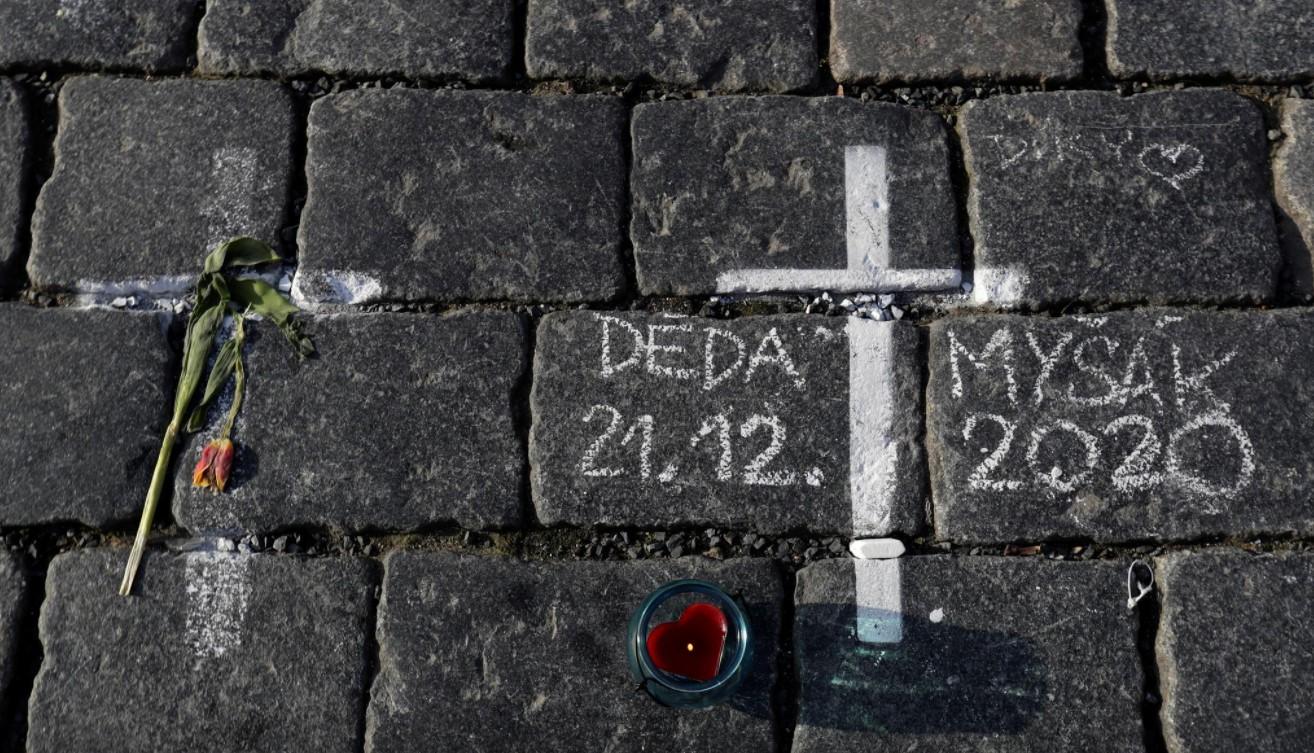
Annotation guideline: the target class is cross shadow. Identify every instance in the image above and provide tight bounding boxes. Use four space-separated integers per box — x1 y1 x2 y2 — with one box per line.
789 603 1047 734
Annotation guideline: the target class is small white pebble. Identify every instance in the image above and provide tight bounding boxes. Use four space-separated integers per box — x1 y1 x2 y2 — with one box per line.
849 538 905 559
890 306 905 320
930 608 945 623
877 294 895 307
216 538 236 553
110 296 129 308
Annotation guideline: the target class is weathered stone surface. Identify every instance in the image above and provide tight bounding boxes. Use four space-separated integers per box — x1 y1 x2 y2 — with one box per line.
296 90 625 304
632 96 960 296
962 90 1279 307
928 309 1314 543
1157 551 1314 753
526 0 815 92
794 556 1142 751
175 312 526 533
0 306 171 526
0 554 25 711
27 549 375 753
1108 0 1314 81
198 0 514 80
0 80 29 289
368 552 780 752
0 0 199 72
29 77 294 295
1277 99 1314 300
531 312 924 535
831 0 1083 84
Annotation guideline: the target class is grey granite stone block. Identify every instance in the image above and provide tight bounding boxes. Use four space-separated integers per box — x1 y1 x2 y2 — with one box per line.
1277 99 1314 300
1157 550 1314 753
367 552 780 753
632 96 960 296
174 312 526 533
28 77 294 296
0 554 25 712
198 0 514 81
0 0 199 72
296 89 625 304
526 0 816 92
928 309 1314 543
831 0 1083 84
0 80 29 289
961 89 1279 307
0 305 171 527
27 549 375 753
531 311 924 535
793 556 1142 751
1108 0 1314 81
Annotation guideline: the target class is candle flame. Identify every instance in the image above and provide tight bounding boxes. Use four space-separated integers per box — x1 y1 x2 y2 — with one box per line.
686 643 694 652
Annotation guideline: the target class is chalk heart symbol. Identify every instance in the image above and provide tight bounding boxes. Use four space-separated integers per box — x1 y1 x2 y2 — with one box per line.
1138 143 1204 189
645 602 728 682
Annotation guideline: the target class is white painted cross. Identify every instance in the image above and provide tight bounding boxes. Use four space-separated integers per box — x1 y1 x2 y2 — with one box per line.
715 145 961 293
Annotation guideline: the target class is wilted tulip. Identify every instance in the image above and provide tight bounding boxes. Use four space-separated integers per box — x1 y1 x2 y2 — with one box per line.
192 438 235 492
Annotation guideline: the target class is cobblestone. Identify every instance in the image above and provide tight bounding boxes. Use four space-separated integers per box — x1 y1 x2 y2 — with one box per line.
631 96 960 296
27 549 376 753
830 0 1083 84
928 309 1314 543
368 552 780 752
525 0 816 92
1108 0 1314 82
174 312 526 533
1277 99 1314 300
28 77 294 295
961 89 1279 307
531 312 924 535
1157 551 1314 753
0 306 171 527
0 554 23 709
793 556 1142 751
296 90 626 304
0 80 28 290
198 0 514 81
0 0 199 72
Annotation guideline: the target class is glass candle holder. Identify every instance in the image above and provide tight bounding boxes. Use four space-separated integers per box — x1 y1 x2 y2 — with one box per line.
626 578 753 709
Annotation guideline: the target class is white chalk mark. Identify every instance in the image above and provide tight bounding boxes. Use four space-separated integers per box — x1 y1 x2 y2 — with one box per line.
184 553 252 660
578 404 624 478
847 318 899 536
202 147 260 251
947 328 1018 405
971 265 1030 306
290 269 384 307
848 538 905 560
715 145 961 293
854 558 902 644
1138 144 1205 191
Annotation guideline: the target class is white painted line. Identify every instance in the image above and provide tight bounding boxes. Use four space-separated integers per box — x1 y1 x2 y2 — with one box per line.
715 145 961 293
184 553 252 660
846 144 891 273
849 537 905 559
847 317 898 536
854 558 903 644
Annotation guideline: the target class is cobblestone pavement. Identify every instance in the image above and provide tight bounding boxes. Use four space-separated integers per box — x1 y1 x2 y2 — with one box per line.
0 1 1313 751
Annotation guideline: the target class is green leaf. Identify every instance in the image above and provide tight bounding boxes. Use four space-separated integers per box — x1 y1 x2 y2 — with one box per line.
228 277 316 358
203 237 283 274
173 297 225 421
184 335 240 433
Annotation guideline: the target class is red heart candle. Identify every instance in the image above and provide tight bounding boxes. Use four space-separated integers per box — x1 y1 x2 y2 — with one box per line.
645 602 729 682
